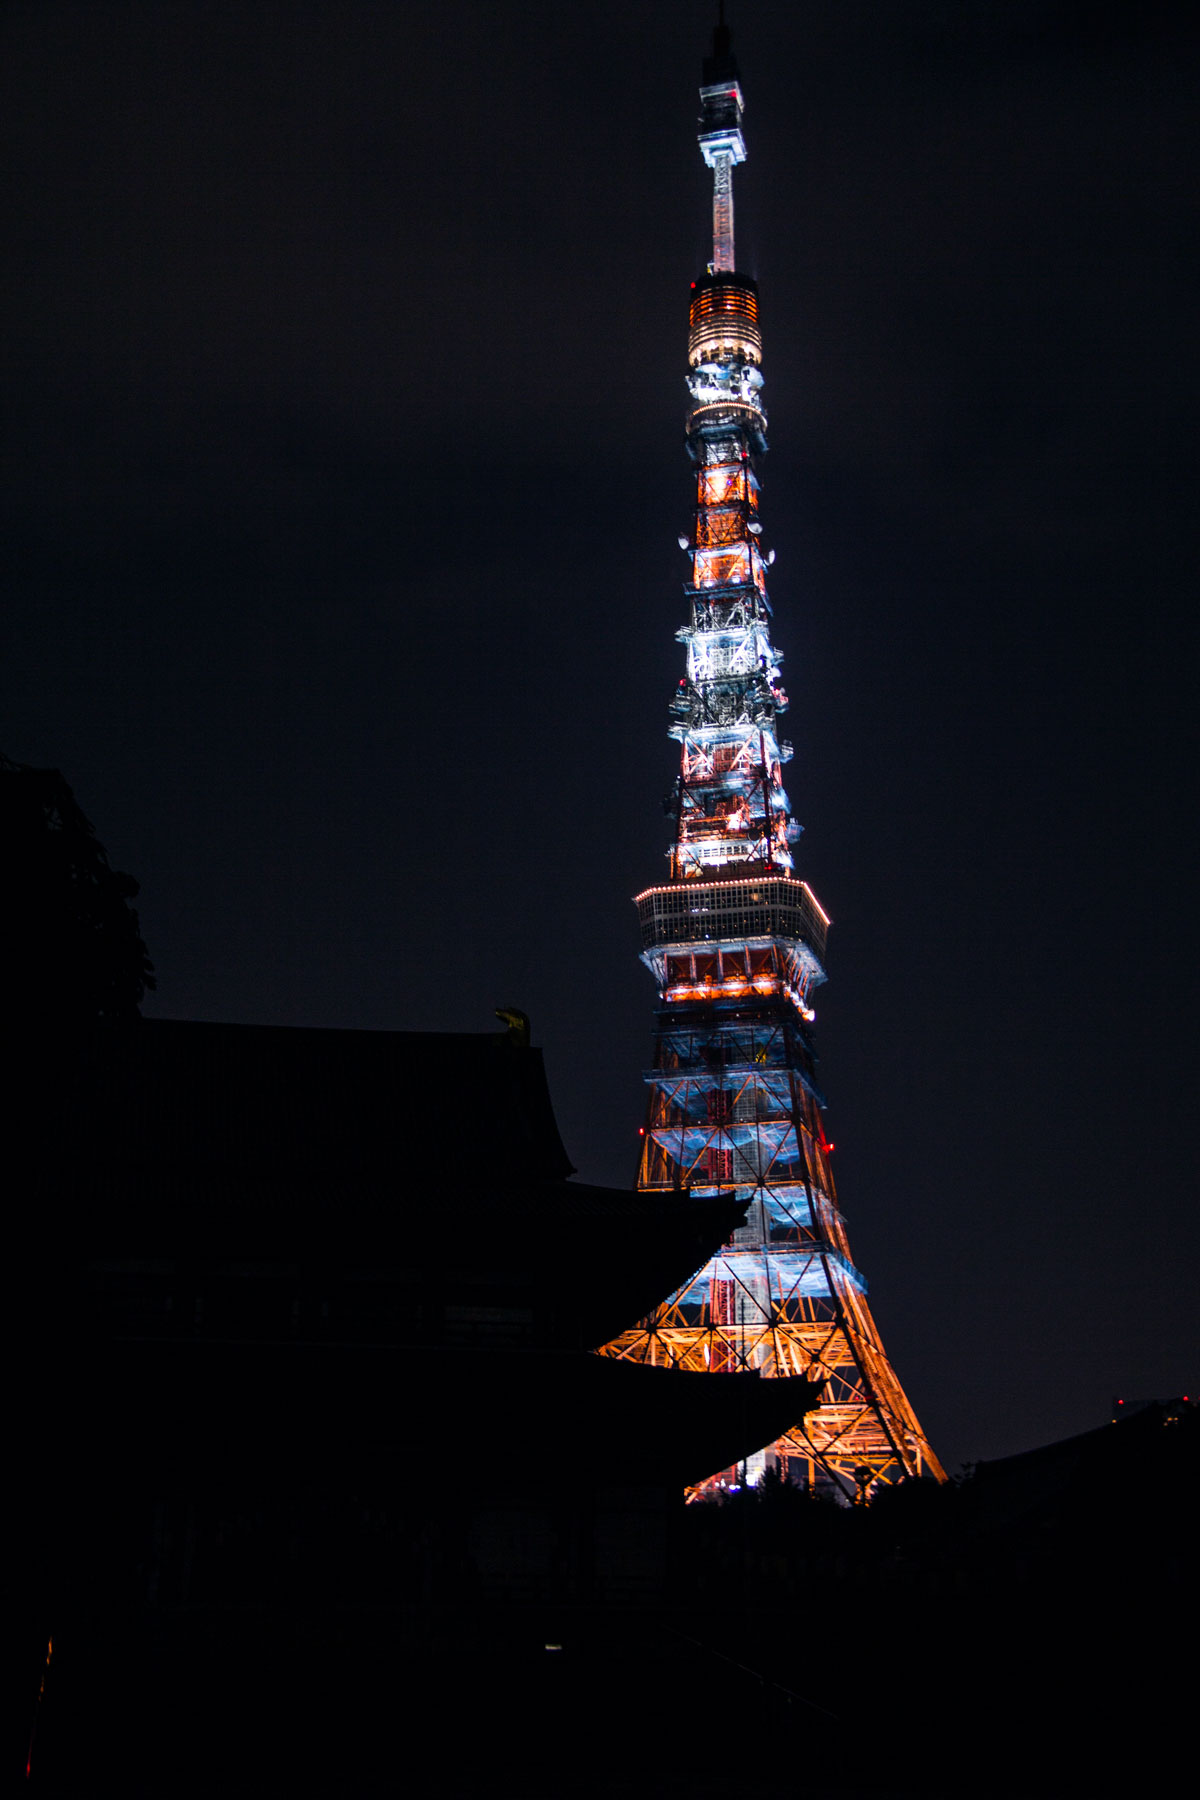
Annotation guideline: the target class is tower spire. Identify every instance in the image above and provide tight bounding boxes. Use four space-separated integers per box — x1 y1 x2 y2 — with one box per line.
698 6 745 272
598 25 945 1501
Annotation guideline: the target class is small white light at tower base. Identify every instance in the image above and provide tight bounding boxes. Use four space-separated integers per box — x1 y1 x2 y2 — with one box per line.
744 1449 767 1487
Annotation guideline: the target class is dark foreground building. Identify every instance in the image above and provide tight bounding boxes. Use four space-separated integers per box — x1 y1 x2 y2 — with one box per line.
13 1014 819 1792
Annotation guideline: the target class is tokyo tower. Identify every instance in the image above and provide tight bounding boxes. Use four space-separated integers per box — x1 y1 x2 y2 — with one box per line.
600 15 944 1498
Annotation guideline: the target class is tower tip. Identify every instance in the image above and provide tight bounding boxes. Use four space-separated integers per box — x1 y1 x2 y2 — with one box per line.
704 1 738 86
698 0 745 268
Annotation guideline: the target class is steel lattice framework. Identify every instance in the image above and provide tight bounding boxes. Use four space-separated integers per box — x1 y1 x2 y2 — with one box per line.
599 18 944 1500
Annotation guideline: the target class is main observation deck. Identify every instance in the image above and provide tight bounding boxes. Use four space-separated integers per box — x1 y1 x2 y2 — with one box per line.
636 874 829 967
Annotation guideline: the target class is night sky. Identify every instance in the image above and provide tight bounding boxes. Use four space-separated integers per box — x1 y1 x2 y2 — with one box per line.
4 1 1196 1474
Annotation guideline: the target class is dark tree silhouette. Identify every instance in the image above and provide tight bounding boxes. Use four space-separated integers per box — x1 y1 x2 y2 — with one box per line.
1 753 154 1022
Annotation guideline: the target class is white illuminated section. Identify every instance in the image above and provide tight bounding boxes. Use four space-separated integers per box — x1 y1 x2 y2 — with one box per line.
687 360 764 412
698 82 746 165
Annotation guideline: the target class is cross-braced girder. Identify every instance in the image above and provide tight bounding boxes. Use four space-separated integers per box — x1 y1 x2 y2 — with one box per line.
601 993 943 1496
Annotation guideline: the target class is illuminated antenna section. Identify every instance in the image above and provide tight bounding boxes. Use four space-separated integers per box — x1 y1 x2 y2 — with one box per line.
599 14 944 1502
698 7 745 273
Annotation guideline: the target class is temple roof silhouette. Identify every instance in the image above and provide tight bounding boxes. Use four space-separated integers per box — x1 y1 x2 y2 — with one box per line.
20 1016 822 1501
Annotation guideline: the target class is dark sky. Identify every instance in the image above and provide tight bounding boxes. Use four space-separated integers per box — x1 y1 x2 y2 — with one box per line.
4 0 1197 1473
